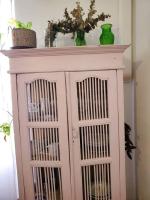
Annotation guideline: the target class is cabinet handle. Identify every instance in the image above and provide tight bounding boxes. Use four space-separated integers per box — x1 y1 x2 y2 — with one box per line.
72 127 79 140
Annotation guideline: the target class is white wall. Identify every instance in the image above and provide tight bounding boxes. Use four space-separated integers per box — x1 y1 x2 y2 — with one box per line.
14 0 118 48
0 1 18 200
124 81 136 200
0 55 18 200
133 0 150 199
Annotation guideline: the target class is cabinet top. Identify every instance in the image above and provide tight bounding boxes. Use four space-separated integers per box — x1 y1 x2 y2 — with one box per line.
1 45 129 58
1 45 129 74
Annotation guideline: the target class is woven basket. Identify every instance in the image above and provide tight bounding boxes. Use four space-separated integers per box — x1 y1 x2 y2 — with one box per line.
12 28 37 49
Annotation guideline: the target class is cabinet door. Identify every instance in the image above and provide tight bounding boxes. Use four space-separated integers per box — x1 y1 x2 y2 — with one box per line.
17 72 71 200
69 71 120 200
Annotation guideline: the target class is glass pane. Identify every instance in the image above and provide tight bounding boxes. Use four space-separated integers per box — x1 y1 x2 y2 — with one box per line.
82 164 111 200
32 167 63 200
26 79 58 122
79 124 110 160
76 78 108 121
29 128 60 161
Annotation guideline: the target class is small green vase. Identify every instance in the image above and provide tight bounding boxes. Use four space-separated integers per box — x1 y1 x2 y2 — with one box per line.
99 24 114 45
75 30 86 46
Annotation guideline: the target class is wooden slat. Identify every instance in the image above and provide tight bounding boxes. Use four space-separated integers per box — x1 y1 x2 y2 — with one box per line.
80 158 112 166
26 121 59 128
78 118 111 126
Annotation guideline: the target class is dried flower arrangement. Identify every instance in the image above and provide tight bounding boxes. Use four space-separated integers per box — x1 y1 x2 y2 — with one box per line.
62 0 110 36
45 0 110 47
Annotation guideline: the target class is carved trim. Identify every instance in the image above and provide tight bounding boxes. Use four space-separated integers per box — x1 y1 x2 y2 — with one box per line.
1 45 129 58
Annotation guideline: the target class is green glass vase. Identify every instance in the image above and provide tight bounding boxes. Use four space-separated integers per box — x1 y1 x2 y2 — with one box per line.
99 24 114 45
75 30 86 46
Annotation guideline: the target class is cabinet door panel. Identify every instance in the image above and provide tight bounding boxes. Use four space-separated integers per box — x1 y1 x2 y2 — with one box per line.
69 71 120 200
17 72 71 200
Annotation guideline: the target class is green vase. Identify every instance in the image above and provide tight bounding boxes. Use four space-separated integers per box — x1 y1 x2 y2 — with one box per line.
99 24 114 45
75 30 86 46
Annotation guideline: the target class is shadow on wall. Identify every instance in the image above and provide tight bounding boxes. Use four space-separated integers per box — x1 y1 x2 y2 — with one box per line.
134 52 150 160
134 51 150 199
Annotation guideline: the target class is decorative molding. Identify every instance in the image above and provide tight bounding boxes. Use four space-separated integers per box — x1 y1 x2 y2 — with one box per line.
1 45 129 58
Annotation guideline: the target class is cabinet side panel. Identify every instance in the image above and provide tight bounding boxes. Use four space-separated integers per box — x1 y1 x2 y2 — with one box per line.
117 70 126 200
11 74 25 200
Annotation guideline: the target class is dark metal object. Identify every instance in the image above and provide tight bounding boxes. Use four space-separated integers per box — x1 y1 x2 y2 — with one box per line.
125 123 136 160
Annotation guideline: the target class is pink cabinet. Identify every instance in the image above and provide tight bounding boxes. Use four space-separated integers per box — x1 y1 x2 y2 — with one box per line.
2 45 128 200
